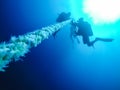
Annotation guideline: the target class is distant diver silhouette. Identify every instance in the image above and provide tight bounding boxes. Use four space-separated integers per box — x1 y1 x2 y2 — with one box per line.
56 12 71 22
53 12 71 38
70 18 114 47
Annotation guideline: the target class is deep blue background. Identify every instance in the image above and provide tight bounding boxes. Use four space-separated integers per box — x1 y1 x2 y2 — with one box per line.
0 0 120 90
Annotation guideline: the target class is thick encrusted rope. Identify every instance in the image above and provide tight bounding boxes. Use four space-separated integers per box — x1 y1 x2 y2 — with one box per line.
0 20 71 71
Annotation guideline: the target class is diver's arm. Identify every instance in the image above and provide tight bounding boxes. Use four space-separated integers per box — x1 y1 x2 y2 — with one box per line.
70 30 74 43
70 23 76 43
76 36 80 44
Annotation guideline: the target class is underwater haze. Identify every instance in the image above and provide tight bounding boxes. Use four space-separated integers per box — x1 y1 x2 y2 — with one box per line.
0 0 120 90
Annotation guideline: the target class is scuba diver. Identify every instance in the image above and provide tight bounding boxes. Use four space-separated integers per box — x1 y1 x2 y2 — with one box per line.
70 18 114 47
53 12 71 38
56 12 71 22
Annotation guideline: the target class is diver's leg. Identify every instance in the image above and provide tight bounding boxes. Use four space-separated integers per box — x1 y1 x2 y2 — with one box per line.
82 35 92 46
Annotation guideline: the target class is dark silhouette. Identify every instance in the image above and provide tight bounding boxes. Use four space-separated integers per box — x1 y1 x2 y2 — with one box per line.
53 12 71 38
70 18 114 47
56 12 71 22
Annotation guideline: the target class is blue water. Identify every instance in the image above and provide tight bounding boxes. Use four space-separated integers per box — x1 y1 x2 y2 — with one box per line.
0 0 120 90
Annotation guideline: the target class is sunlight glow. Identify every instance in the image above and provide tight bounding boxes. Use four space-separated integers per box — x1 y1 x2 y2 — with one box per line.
83 0 120 24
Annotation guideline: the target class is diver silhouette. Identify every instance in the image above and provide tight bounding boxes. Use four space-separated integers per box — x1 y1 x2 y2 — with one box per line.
70 18 114 47
56 12 71 22
53 12 71 38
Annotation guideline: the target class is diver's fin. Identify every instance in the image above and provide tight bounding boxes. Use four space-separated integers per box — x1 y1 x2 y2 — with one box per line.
53 29 60 39
53 32 56 38
89 37 114 47
53 32 57 39
95 37 114 42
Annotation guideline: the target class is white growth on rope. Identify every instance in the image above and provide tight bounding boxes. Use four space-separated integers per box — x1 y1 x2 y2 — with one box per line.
0 20 71 72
